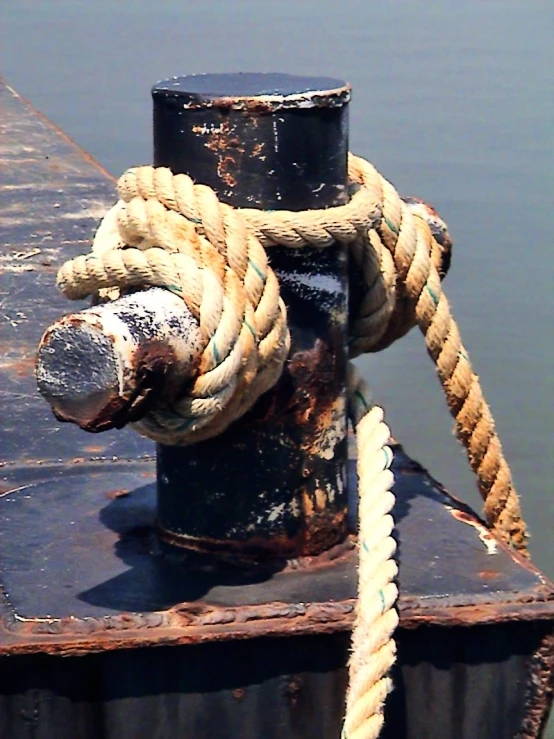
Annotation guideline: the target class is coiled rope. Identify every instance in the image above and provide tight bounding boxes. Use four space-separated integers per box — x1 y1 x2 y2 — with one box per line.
56 153 529 739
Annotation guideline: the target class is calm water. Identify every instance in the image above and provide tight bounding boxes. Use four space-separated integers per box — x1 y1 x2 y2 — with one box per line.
3 0 553 628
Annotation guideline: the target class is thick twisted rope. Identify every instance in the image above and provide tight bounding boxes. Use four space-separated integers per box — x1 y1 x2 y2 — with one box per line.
344 364 397 739
55 152 529 739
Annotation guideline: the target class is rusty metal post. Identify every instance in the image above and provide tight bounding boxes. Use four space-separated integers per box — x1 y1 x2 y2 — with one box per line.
152 74 351 562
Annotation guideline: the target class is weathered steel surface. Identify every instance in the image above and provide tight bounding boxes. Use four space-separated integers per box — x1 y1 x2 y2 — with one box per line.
0 449 552 656
36 289 203 432
153 74 350 559
0 450 552 737
1 79 553 738
0 78 154 467
0 627 549 739
152 73 351 210
382 623 552 739
0 636 350 739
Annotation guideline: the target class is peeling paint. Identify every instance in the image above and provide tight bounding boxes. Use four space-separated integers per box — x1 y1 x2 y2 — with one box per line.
445 506 498 555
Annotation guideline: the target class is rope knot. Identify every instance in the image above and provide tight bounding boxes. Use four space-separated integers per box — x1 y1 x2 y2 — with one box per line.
56 152 526 556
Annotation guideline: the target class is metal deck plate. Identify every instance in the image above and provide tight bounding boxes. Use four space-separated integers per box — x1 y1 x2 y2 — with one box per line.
0 78 153 466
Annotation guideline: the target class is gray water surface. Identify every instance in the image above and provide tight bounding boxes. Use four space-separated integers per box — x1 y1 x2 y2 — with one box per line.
2 2 552 575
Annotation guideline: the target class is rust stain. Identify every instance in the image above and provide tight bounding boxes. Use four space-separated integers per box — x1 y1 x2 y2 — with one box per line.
182 87 351 114
479 570 501 580
195 118 245 189
518 631 554 737
284 536 355 571
0 546 552 657
0 610 351 659
52 339 178 434
84 445 105 454
301 490 315 518
3 590 552 660
285 675 303 707
105 489 130 500
300 510 347 555
193 97 275 115
232 334 348 558
0 354 36 378
286 338 345 461
285 341 328 426
398 598 554 629
156 515 348 563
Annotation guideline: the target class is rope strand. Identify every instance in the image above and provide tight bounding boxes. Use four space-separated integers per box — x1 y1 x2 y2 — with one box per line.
344 364 397 739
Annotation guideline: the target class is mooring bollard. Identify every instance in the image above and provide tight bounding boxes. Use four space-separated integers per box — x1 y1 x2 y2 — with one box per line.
37 73 352 563
1 75 553 739
152 73 350 561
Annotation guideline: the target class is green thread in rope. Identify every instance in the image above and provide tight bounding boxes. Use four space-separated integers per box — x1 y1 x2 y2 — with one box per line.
244 320 256 339
174 417 195 432
425 284 439 306
378 588 386 614
459 349 469 361
212 342 221 364
383 216 399 235
355 389 370 411
165 284 183 295
248 258 266 283
382 447 393 469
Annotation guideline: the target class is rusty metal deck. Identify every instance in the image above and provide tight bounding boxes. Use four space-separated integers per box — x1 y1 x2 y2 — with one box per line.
1 76 553 653
1 75 553 739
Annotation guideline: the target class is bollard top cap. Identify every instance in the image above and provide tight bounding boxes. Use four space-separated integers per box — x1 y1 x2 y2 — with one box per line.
152 73 350 111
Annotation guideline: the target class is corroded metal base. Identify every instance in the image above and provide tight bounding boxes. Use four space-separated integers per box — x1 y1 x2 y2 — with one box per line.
1 450 553 648
0 452 553 738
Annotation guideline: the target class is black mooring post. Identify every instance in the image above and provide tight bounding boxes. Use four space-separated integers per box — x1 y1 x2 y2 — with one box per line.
152 73 351 561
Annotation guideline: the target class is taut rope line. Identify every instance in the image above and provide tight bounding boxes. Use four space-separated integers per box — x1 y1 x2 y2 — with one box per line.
55 152 529 739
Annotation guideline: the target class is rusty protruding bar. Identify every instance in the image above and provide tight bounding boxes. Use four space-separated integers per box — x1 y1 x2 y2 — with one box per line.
36 289 203 432
153 73 351 562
